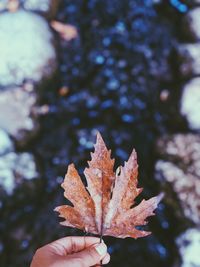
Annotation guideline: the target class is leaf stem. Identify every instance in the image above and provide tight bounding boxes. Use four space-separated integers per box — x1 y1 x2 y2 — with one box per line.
100 234 103 266
100 176 103 266
100 234 103 243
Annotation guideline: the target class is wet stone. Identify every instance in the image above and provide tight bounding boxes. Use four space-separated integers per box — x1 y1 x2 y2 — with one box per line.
0 10 57 88
23 0 60 18
155 134 200 226
177 44 200 77
183 7 200 41
0 0 8 11
180 78 200 130
187 0 200 6
176 228 200 267
0 0 60 18
0 152 38 195
0 129 13 156
0 87 39 145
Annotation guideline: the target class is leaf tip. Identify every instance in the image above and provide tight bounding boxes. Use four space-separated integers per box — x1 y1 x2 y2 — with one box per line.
96 131 105 145
54 206 60 212
156 192 164 204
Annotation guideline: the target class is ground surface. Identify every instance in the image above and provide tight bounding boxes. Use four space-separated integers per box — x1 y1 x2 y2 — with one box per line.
0 1 193 266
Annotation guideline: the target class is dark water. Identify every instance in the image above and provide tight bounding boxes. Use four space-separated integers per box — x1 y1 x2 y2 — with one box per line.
0 1 190 266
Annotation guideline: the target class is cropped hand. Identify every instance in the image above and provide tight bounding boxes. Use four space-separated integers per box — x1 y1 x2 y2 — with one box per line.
30 236 110 267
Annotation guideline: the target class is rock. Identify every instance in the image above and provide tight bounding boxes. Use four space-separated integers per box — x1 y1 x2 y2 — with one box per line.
0 129 13 155
23 0 60 19
0 0 60 18
152 0 162 4
183 7 200 41
176 228 200 267
0 152 38 195
155 134 200 226
0 87 39 145
180 78 200 130
0 0 7 11
177 44 200 77
0 10 57 88
189 1 200 5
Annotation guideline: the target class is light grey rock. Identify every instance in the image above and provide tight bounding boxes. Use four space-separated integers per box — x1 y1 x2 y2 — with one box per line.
156 160 200 225
176 228 200 267
0 87 39 145
155 134 200 226
0 0 8 11
183 7 200 41
152 0 162 3
23 0 60 18
191 0 200 4
180 78 200 130
0 10 57 88
0 129 13 155
0 0 60 18
178 44 200 77
0 152 38 195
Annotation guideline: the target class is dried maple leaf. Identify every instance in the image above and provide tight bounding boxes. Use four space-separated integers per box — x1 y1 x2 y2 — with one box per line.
55 132 163 239
51 21 78 41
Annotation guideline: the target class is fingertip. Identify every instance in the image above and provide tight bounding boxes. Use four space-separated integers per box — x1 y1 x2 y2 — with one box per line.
71 241 107 266
102 253 110 265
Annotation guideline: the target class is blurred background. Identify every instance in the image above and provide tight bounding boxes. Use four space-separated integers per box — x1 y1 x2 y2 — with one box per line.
0 0 200 266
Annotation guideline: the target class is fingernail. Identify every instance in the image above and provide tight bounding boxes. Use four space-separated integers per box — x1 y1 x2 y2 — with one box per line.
102 255 110 265
94 243 107 256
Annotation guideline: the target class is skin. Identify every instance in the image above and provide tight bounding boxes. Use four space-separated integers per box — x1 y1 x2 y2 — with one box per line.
30 236 110 267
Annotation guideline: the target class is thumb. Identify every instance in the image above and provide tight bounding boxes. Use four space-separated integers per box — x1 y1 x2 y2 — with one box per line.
70 242 107 266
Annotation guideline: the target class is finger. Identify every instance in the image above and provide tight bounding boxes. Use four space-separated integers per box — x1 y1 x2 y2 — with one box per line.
102 253 110 265
68 242 108 267
48 236 101 255
94 253 110 266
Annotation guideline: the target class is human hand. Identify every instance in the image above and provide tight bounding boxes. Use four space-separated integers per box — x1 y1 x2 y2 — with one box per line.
30 236 110 267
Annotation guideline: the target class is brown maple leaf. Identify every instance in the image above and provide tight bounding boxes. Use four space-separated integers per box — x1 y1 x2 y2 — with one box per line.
55 132 163 239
